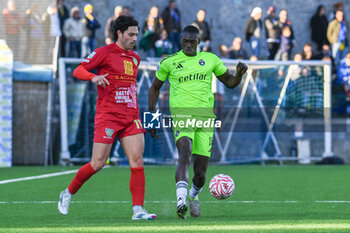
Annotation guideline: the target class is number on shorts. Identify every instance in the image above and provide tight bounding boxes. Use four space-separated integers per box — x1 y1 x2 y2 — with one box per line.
134 119 142 129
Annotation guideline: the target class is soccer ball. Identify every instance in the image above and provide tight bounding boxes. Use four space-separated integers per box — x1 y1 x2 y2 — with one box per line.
209 174 235 199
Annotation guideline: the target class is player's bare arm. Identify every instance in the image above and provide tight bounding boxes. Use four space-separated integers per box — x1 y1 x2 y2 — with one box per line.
148 77 164 139
216 61 248 89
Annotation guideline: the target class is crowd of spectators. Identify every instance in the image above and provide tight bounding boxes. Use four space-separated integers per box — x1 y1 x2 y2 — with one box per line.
2 0 350 113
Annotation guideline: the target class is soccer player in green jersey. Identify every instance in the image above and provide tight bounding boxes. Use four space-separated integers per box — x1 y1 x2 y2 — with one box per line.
148 25 248 218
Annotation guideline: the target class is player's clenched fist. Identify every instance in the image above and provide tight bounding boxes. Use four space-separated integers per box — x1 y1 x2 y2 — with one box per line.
236 62 248 76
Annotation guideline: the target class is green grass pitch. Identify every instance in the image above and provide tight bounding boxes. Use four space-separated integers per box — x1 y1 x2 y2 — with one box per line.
0 165 350 232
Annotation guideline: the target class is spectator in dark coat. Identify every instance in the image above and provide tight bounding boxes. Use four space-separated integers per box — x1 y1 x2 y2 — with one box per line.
161 0 182 52
191 9 211 51
310 5 329 52
244 7 263 58
57 0 69 57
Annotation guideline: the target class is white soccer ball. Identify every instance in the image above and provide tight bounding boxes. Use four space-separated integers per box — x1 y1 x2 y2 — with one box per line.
209 174 235 199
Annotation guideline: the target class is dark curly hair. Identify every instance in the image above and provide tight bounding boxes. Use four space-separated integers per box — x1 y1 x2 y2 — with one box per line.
112 15 139 41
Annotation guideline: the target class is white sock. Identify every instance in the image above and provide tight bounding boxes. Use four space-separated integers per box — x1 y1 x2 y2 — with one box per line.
133 205 142 214
65 188 73 196
176 181 188 206
189 183 202 199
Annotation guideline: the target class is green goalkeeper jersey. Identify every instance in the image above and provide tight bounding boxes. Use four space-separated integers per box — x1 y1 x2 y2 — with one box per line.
156 50 227 117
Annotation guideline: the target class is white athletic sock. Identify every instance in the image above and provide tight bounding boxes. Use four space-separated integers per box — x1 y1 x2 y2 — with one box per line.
133 205 142 214
176 181 188 206
189 183 202 199
64 188 73 196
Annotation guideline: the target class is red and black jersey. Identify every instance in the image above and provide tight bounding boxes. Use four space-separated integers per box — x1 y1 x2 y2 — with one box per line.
73 43 141 117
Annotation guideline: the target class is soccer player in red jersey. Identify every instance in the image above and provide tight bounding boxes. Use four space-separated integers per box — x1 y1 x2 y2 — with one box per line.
58 16 156 220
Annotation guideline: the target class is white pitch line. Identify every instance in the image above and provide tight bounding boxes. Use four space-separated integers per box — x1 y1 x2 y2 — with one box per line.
1 200 350 204
316 200 350 203
0 169 78 184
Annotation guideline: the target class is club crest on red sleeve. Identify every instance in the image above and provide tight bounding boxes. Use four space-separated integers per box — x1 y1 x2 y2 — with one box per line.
133 57 138 66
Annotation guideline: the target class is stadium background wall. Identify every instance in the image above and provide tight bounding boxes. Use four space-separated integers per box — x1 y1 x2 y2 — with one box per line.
64 0 350 57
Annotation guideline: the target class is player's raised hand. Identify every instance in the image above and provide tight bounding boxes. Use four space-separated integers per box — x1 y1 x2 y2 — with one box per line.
236 62 248 76
149 129 159 139
92 73 110 88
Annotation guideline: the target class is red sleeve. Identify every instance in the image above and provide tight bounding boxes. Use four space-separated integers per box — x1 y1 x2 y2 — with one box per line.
73 65 95 80
73 47 106 80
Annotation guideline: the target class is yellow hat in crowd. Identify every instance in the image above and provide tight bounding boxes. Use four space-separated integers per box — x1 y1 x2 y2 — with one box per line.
84 4 93 13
